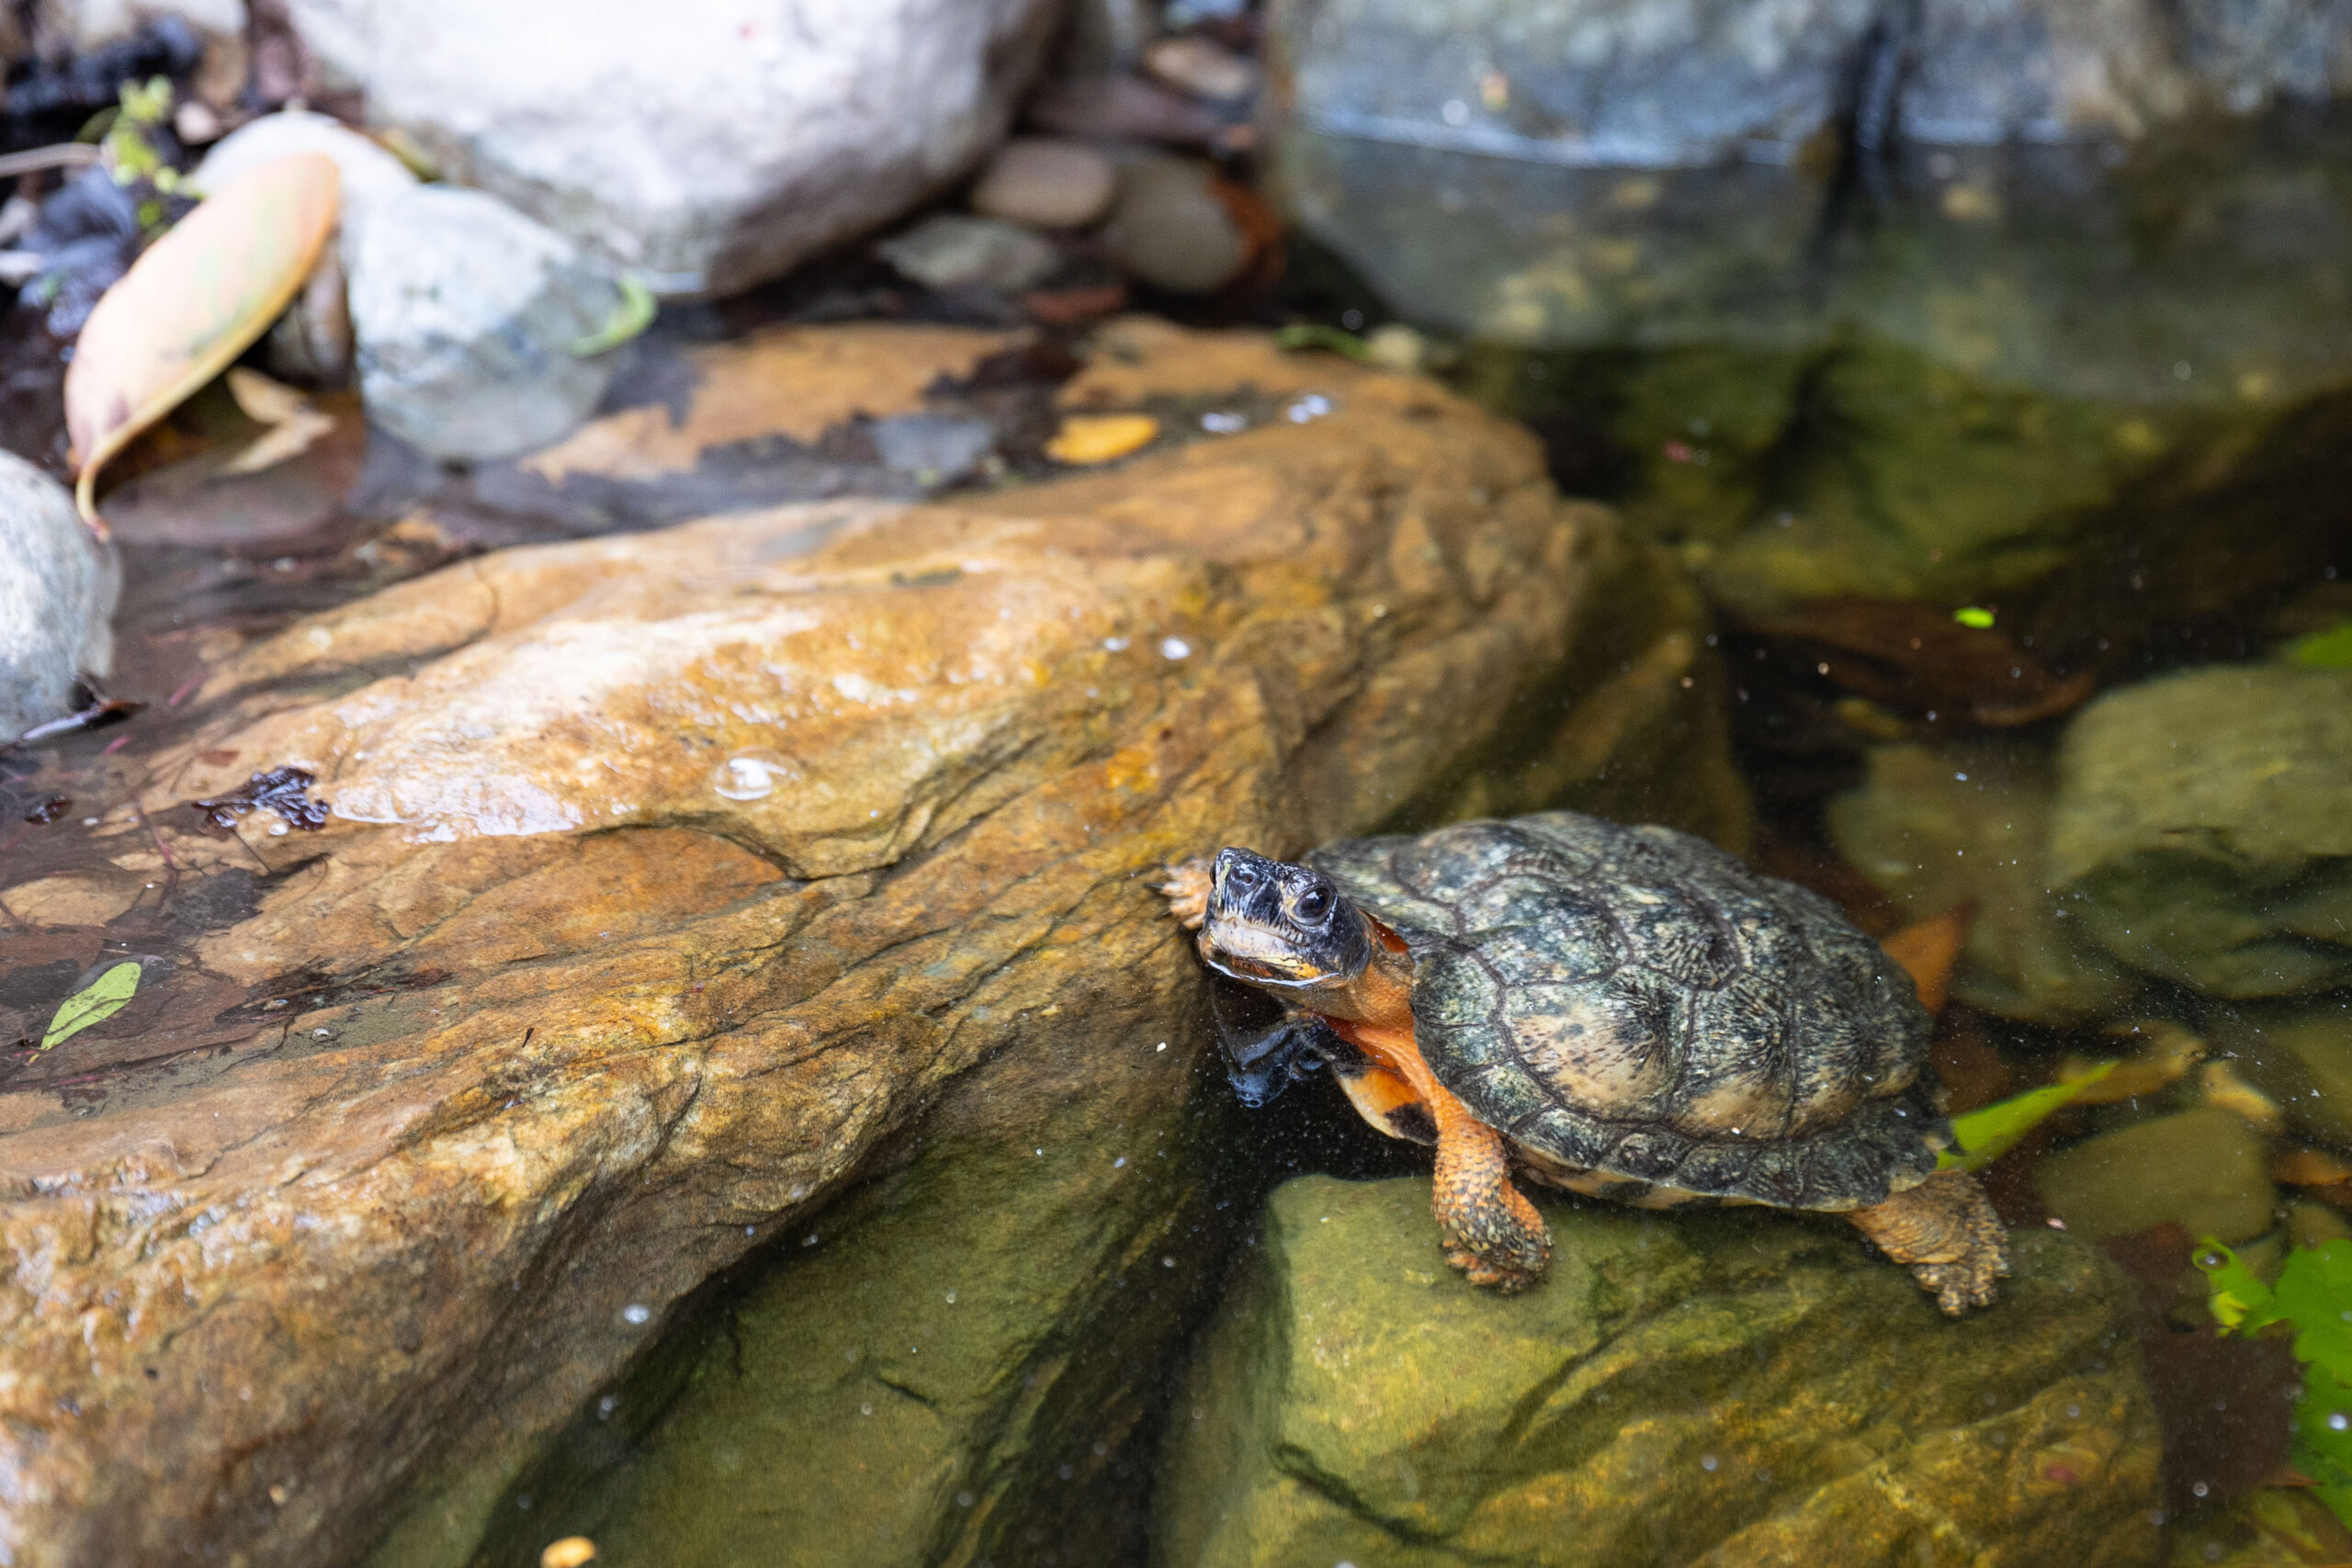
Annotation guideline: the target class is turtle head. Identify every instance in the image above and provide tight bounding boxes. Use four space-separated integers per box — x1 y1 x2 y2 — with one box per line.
1196 847 1371 996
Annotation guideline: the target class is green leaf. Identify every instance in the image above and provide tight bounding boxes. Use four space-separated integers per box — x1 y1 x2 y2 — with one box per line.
1274 323 1372 362
1936 1061 2111 1172
570 273 658 357
2287 620 2352 668
1952 605 1996 629
40 961 142 1050
2196 1238 2284 1334
2295 1359 2352 1531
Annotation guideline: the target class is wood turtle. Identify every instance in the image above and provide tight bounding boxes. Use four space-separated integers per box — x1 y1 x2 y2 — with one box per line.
1159 810 2010 1314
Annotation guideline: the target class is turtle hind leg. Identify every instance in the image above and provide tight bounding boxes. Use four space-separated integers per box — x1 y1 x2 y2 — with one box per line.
1430 1091 1552 1293
1847 1168 2012 1315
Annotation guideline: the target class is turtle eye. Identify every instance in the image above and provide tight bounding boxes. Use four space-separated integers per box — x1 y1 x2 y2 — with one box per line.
1293 885 1333 925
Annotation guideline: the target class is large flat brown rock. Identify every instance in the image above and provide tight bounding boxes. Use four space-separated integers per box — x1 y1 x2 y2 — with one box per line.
0 321 1742 1566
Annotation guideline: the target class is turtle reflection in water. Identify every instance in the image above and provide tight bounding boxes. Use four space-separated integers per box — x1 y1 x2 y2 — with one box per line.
1159 811 2010 1314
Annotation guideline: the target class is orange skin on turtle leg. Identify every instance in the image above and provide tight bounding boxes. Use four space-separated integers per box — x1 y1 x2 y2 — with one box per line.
1322 921 1554 1292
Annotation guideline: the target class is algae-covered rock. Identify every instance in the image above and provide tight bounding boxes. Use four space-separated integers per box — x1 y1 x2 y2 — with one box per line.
2033 1109 2279 1245
1157 1175 2160 1568
2049 664 2352 998
470 988 1240 1568
2219 998 2352 1152
1826 741 2141 1023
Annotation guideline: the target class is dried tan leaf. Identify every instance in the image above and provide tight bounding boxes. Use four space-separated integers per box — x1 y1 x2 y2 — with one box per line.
65 152 339 535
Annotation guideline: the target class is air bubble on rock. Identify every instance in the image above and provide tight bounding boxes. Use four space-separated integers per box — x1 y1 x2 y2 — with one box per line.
1103 636 1130 651
1700 1453 1718 1472
2332 1412 2349 1431
861 1401 874 1416
268 822 290 837
597 1393 620 1418
956 1491 976 1507
1159 637 1192 660
713 750 795 801
1113 1156 1127 1168
1162 1256 1177 1268
621 1303 650 1325
2193 1480 2210 1497
944 1289 958 1303
2066 1403 2081 1417
1286 393 1333 423
1201 411 1247 434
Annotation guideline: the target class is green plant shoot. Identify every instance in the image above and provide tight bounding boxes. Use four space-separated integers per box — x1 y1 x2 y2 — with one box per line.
1936 1060 2112 1172
40 961 141 1049
1952 606 1996 630
2197 1238 2352 1529
2287 620 2352 669
1274 323 1372 361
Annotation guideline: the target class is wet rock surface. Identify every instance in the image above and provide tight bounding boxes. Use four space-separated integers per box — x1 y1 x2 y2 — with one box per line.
281 0 1064 297
1156 1175 2162 1568
0 322 1743 1568
2049 664 2352 999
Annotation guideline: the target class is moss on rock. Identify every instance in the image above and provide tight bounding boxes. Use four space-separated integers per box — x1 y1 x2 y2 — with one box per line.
1157 1175 2160 1568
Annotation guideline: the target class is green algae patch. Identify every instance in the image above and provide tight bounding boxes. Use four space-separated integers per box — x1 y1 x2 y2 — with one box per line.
1157 1175 2160 1567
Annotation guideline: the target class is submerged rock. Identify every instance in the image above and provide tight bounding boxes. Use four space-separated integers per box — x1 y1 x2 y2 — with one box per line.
2220 998 2352 1153
344 183 632 463
282 0 1063 297
1826 741 2141 1024
1157 1175 2161 1567
2049 664 2352 998
0 321 1743 1568
0 451 116 741
2033 1108 2278 1245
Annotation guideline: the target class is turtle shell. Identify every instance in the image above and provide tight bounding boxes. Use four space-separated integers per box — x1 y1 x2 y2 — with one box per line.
1306 811 1947 1212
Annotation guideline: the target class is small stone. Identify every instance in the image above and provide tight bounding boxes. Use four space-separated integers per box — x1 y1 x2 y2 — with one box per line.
1141 35 1258 103
0 450 116 741
344 183 631 463
869 413 996 485
875 214 1060 294
968 138 1117 229
189 109 419 211
2033 1108 2278 1244
1099 154 1246 294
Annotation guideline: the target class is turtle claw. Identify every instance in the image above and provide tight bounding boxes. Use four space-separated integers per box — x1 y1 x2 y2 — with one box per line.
1444 1240 1546 1294
1157 858 1215 930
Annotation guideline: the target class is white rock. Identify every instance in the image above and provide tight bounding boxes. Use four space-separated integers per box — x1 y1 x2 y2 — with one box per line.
189 110 419 210
34 0 240 51
344 184 628 463
0 453 116 742
282 0 1062 299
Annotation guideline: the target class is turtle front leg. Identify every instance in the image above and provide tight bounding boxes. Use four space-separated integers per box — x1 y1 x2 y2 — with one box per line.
1156 858 1215 930
1429 1089 1552 1293
1847 1168 2012 1315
